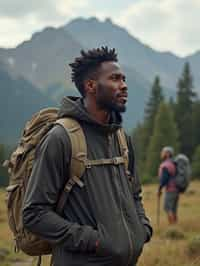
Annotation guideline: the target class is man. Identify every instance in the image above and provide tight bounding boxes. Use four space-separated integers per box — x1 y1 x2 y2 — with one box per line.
158 146 179 224
23 47 152 266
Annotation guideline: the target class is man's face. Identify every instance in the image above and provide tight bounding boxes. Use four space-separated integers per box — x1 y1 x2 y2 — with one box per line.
161 150 170 161
95 61 128 113
161 151 166 161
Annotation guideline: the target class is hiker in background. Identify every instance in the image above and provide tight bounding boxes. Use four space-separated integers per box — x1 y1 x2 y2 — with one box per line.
157 146 179 224
22 47 152 266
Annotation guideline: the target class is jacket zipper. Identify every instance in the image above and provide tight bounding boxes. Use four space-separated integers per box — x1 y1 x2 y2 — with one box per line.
108 134 134 266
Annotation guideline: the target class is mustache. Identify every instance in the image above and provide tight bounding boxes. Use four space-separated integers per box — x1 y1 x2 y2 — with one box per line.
116 93 128 97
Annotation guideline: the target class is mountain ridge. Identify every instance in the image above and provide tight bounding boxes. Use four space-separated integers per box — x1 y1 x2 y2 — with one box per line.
0 16 199 142
0 17 199 91
0 63 57 143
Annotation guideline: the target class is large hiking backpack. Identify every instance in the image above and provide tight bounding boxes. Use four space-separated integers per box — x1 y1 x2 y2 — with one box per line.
174 154 191 193
4 107 129 257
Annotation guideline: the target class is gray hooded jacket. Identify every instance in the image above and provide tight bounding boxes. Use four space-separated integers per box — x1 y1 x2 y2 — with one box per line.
23 97 152 266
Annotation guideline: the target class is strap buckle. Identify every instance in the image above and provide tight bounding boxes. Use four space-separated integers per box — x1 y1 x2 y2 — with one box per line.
112 157 123 165
85 162 92 169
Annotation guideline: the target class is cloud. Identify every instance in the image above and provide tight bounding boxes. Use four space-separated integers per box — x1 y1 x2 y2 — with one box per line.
116 0 200 56
0 0 88 19
0 0 89 47
0 0 47 18
0 0 199 56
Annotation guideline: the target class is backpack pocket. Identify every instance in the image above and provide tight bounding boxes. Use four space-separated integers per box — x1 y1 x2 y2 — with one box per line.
6 183 51 255
6 183 22 236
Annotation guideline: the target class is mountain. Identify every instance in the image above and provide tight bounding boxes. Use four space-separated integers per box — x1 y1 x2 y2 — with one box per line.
0 16 199 142
0 62 150 142
0 20 154 130
0 63 56 144
185 51 200 89
64 17 200 91
0 27 83 89
122 66 150 129
1 17 200 93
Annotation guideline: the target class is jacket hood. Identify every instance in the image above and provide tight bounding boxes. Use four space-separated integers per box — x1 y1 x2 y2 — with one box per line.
58 96 122 133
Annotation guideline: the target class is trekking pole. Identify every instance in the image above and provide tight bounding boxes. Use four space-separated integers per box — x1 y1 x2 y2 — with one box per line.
157 193 161 228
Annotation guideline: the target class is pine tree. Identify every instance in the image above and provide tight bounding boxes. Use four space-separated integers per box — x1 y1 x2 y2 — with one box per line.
175 62 196 157
192 101 200 154
144 76 164 137
131 76 164 178
192 145 200 179
135 76 164 173
145 102 179 180
131 123 148 178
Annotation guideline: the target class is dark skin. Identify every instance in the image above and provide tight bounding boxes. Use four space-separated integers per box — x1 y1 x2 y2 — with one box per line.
83 61 128 124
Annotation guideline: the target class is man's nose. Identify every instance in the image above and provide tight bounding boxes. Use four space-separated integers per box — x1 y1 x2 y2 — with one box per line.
120 80 128 92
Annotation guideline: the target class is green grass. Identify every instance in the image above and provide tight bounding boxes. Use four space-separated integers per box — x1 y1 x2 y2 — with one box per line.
0 181 200 266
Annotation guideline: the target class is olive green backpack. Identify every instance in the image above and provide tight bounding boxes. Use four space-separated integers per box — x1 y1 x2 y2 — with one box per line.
4 107 129 259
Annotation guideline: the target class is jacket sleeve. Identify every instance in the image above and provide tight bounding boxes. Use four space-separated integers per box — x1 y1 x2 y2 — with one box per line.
127 136 153 243
22 125 98 252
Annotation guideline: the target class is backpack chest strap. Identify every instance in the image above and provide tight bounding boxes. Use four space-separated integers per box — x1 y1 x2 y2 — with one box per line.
84 156 126 168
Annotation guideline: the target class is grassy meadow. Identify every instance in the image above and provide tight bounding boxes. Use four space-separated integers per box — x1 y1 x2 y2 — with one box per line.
0 181 200 266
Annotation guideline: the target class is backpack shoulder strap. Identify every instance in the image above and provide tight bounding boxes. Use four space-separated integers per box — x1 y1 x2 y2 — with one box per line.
55 118 87 213
56 118 87 184
117 128 129 172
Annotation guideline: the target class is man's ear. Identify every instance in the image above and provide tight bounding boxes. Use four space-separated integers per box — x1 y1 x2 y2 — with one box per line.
84 79 97 95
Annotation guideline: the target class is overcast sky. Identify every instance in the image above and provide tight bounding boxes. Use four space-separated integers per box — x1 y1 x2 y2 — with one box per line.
1 0 199 57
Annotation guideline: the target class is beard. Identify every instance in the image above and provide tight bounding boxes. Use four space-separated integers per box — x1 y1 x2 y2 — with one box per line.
102 101 126 113
96 84 127 113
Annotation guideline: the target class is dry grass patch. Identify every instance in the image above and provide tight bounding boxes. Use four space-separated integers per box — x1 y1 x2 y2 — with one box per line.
1 182 200 266
163 227 185 240
187 236 200 258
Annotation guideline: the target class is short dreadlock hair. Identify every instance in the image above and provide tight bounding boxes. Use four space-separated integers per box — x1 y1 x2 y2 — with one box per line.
69 47 118 96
